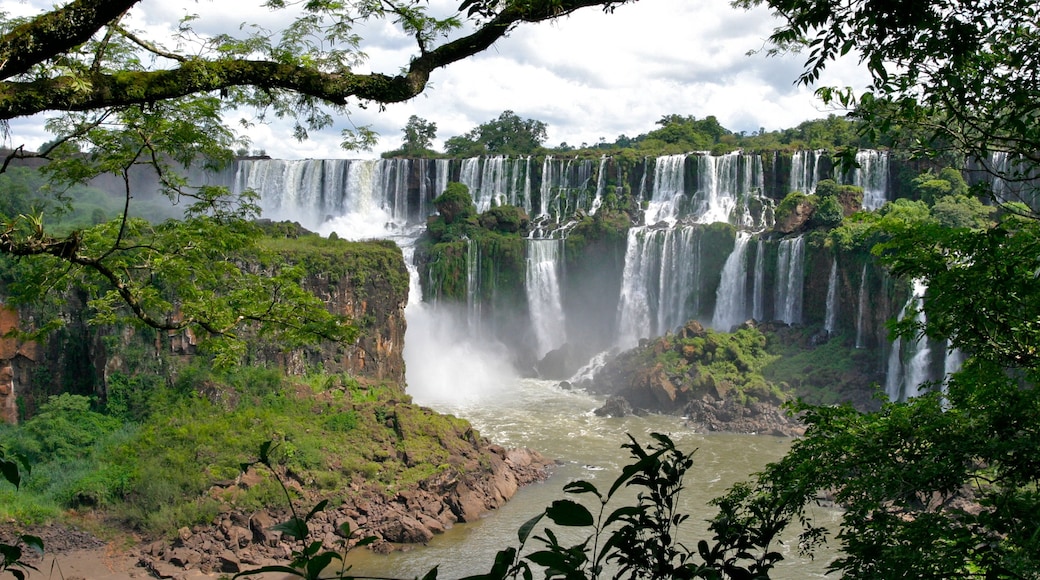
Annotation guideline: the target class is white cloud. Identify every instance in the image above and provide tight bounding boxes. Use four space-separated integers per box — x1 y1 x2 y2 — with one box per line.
1 0 872 159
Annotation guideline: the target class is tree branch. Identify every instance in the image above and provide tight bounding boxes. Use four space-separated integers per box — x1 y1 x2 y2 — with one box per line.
0 0 141 81
0 0 630 120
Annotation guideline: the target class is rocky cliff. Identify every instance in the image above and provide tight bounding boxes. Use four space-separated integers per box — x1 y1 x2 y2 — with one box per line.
1 226 411 421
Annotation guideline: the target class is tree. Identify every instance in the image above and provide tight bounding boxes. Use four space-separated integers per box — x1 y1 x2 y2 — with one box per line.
402 115 438 153
736 0 1040 210
721 1 1040 575
0 0 626 357
384 115 438 157
444 110 548 156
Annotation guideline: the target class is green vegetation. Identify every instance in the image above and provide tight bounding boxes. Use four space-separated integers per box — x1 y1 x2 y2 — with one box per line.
445 111 549 157
0 365 480 537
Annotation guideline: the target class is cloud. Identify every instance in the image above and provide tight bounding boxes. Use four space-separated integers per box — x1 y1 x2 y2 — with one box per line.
0 0 872 159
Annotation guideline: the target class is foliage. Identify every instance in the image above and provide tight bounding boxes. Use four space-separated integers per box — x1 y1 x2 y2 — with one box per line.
433 182 478 226
735 0 1040 211
0 444 43 580
445 111 549 157
384 115 440 158
911 167 970 205
453 433 796 580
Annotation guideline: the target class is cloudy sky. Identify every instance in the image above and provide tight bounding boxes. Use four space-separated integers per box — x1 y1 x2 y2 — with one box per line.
2 0 871 159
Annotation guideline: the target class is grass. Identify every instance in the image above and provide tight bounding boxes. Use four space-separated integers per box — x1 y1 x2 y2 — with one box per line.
2 364 484 539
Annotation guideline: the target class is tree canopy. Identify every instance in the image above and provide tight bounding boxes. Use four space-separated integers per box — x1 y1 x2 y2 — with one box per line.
737 0 1040 209
444 110 549 156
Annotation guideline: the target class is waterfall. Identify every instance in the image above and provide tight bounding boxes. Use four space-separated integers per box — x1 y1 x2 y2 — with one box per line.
538 156 554 218
712 232 751 332
590 155 607 215
903 281 931 399
855 263 868 348
656 226 700 336
616 228 654 350
525 239 567 359
774 236 806 324
615 226 701 349
885 280 930 401
824 258 839 335
692 152 766 228
751 237 765 321
466 238 481 333
235 158 430 239
790 149 823 194
851 150 890 211
644 154 687 225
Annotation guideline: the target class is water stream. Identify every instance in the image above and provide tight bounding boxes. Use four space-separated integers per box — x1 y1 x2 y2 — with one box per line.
343 377 837 579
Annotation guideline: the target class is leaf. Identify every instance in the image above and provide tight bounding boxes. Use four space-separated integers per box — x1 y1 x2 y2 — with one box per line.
420 565 439 580
19 535 43 555
517 512 544 544
234 564 305 578
0 459 20 489
272 517 309 541
306 499 329 521
562 480 602 499
545 499 594 527
306 551 341 579
603 505 642 527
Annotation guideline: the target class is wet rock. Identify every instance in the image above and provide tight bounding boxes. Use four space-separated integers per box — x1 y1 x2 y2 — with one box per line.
594 395 634 417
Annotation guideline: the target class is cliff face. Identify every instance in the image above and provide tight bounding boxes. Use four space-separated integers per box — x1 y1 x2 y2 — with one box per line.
0 305 40 424
2 234 410 422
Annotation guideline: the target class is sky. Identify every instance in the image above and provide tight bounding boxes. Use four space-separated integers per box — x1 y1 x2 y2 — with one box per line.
1 0 872 159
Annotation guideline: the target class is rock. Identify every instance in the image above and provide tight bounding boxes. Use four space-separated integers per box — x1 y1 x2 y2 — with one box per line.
594 395 633 417
249 511 281 547
380 515 433 544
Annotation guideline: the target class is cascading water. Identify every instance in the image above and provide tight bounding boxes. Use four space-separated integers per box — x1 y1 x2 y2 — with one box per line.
774 236 806 324
790 149 824 195
850 150 890 211
693 152 766 229
824 258 839 335
885 280 931 401
855 263 869 348
751 238 766 322
615 226 701 349
712 232 751 332
525 239 567 359
590 155 607 215
644 154 687 225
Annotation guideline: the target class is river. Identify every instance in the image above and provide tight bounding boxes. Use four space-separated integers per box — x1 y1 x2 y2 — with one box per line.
340 305 839 578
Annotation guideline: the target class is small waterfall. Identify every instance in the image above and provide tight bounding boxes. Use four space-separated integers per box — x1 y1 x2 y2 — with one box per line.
692 152 765 228
712 232 751 331
885 280 930 401
855 263 869 348
538 156 554 218
644 154 687 225
903 281 931 399
774 236 806 324
790 149 823 194
751 237 765 321
824 258 839 335
590 155 607 215
852 150 890 211
466 238 481 333
525 239 567 359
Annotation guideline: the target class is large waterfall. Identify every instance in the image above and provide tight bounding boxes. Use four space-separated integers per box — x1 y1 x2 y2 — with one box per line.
231 151 905 372
616 226 701 349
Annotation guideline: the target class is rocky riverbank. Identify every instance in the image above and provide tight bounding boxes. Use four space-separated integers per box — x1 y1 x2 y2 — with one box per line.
135 445 552 577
